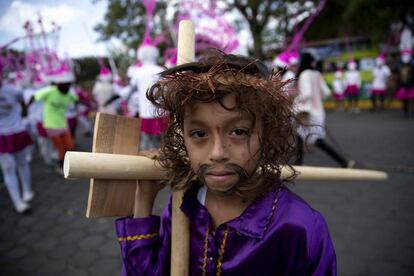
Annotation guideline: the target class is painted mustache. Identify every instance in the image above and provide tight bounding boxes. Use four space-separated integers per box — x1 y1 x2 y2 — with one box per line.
196 163 249 196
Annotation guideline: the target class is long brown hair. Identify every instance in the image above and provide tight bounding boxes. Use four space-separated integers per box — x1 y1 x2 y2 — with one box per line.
148 50 298 197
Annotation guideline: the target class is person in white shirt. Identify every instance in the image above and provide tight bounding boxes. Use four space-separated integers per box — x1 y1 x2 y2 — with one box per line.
344 61 361 113
129 43 166 150
331 70 346 111
0 79 34 213
92 68 117 115
395 49 414 118
294 53 354 168
370 55 391 111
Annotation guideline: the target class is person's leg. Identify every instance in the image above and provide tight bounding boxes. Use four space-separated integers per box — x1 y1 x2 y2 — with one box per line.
370 94 377 111
0 153 29 212
379 94 385 110
50 135 66 162
61 131 75 153
25 123 38 162
77 116 92 136
140 133 151 151
350 95 356 111
293 135 304 165
315 138 349 167
14 147 33 202
354 94 360 112
148 134 162 150
345 96 351 112
68 117 78 139
38 136 53 165
402 100 409 118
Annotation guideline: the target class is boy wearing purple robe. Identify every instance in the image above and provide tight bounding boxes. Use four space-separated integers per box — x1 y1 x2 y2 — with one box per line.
115 51 337 275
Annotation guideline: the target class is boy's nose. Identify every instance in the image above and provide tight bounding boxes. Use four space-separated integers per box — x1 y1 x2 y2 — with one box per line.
209 135 229 162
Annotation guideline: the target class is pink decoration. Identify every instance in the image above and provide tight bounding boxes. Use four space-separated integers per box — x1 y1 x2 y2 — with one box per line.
274 0 327 68
288 0 327 52
100 67 111 76
142 0 157 47
274 51 291 68
274 50 299 68
175 1 240 54
142 36 153 46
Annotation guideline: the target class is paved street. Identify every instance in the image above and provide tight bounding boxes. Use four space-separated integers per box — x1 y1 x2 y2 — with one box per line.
0 108 413 276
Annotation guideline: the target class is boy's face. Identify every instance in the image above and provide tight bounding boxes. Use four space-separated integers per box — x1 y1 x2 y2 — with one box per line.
183 94 262 195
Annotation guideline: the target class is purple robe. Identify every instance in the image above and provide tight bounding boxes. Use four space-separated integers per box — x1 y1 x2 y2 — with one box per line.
115 185 336 275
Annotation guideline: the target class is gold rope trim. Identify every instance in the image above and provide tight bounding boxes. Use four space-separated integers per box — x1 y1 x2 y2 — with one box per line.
216 227 229 276
202 227 210 276
263 187 283 233
118 232 158 242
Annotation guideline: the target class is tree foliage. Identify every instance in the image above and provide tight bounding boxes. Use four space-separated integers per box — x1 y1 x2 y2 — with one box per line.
94 0 168 52
306 0 414 43
229 0 312 58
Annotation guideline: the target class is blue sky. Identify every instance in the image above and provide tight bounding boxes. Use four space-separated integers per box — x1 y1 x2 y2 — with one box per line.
0 0 110 58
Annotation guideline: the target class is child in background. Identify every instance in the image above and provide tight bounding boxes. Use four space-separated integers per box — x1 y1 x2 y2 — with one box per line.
295 53 353 168
115 52 336 275
29 73 78 171
370 55 391 111
129 42 167 150
22 75 57 165
93 68 117 115
395 49 414 118
331 70 346 111
344 61 361 113
0 78 34 213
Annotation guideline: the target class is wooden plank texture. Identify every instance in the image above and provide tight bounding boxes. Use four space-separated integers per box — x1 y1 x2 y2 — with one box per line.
86 112 140 218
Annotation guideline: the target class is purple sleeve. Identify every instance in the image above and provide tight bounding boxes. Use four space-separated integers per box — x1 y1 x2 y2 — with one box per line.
308 213 337 276
115 198 172 276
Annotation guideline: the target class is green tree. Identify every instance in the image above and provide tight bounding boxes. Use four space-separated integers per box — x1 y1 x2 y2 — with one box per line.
306 0 414 43
94 0 169 53
229 0 312 58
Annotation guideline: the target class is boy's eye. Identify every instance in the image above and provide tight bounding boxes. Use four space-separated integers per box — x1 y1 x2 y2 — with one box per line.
231 128 249 136
190 130 207 138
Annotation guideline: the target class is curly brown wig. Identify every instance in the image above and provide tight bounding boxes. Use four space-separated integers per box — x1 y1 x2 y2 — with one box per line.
147 50 298 197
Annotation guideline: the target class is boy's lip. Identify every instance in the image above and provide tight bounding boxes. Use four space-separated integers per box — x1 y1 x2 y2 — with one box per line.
206 170 235 176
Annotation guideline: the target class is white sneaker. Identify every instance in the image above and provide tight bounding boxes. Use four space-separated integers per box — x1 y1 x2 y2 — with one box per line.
23 191 35 202
14 201 30 214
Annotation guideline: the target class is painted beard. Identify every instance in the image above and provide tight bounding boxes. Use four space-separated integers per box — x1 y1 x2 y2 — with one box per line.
196 163 250 197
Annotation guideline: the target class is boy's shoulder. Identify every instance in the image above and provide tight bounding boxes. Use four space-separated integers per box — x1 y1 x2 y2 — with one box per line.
277 187 326 226
266 186 331 241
